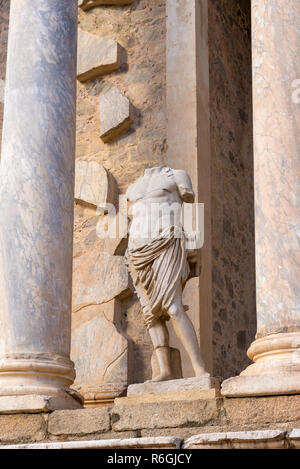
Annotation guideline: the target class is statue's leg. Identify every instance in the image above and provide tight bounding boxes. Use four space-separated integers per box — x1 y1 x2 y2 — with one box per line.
148 321 173 382
168 289 208 377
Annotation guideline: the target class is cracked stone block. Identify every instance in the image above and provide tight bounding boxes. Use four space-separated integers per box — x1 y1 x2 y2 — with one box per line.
71 301 130 406
72 250 131 307
100 87 133 142
77 29 121 82
78 0 133 11
74 160 112 208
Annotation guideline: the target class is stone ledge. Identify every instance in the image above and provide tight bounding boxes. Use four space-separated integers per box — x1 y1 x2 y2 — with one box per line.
2 430 300 450
183 429 288 449
1 436 182 450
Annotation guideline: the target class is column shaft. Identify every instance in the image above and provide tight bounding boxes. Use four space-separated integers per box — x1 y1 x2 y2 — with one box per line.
0 0 81 410
222 0 300 396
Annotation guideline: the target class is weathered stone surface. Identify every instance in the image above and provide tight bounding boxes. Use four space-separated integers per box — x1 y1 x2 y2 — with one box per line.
48 407 111 436
71 302 130 404
74 160 111 208
1 436 182 450
0 414 46 443
0 79 4 103
112 398 220 431
77 29 121 82
183 430 287 450
72 251 130 307
127 376 219 396
222 370 300 397
289 429 300 449
78 0 133 11
224 395 300 426
100 88 133 142
115 389 219 406
0 395 81 414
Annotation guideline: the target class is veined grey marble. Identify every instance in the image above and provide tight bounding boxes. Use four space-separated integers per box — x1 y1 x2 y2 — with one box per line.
0 0 81 410
222 0 300 397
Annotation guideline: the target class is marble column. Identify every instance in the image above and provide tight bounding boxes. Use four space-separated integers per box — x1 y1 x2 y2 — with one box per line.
0 0 81 411
222 0 300 396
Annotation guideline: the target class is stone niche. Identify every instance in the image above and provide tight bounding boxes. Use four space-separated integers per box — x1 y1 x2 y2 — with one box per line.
78 0 133 11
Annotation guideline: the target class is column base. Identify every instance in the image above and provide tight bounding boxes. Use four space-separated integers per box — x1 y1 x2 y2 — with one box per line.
222 332 300 397
0 391 82 414
221 372 300 397
0 355 83 412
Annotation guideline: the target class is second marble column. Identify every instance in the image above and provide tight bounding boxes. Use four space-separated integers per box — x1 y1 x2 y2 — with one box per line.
222 0 300 396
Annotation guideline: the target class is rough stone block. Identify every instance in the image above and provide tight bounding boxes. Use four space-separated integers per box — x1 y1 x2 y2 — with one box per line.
100 87 133 142
48 407 111 436
72 251 131 307
71 305 130 404
0 414 46 443
112 397 220 431
77 29 121 82
74 160 112 208
78 1 133 11
183 430 287 450
224 395 300 426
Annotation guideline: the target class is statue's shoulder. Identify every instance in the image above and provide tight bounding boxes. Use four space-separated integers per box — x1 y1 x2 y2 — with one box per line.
126 174 144 201
172 169 195 203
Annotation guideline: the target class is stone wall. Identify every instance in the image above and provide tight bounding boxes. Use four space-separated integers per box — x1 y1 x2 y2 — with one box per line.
73 0 167 391
209 0 256 379
0 394 300 446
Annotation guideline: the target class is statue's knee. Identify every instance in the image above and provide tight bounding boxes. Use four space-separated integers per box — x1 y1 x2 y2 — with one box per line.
168 304 182 319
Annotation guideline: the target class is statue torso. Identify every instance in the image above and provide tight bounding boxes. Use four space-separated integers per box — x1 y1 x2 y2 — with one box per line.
127 167 184 249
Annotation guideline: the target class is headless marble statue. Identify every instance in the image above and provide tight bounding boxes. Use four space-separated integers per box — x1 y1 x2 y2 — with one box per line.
125 166 208 382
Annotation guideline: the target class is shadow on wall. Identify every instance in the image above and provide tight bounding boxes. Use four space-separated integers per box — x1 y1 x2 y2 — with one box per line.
208 0 256 379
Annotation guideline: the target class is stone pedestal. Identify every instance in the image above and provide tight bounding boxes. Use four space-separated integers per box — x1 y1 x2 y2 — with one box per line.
222 0 300 397
0 0 81 411
127 376 220 397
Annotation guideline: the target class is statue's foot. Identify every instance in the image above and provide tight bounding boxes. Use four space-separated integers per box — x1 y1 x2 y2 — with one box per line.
146 372 173 383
